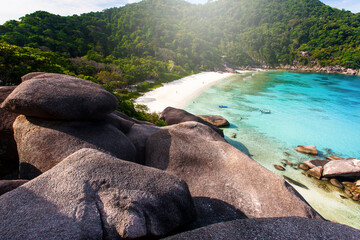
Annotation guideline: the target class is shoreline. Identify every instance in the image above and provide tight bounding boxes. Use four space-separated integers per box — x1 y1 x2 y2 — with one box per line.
238 65 360 76
135 71 237 113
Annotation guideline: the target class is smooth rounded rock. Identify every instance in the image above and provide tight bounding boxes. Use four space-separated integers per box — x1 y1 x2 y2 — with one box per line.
0 148 196 240
274 164 285 171
299 163 310 170
14 115 137 179
163 217 360 240
296 145 318 155
145 121 322 221
330 178 344 189
323 159 360 178
1 73 118 120
196 115 230 127
160 107 224 137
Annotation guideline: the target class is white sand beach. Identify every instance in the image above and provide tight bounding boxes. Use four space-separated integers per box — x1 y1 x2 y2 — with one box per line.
135 72 235 113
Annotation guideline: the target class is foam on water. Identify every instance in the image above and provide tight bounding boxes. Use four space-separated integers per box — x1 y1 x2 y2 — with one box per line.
185 71 360 229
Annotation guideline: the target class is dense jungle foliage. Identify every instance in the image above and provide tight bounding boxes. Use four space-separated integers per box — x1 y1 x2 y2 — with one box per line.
1 0 360 119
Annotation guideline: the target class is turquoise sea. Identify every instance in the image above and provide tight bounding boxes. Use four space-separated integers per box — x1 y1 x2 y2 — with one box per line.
185 71 360 229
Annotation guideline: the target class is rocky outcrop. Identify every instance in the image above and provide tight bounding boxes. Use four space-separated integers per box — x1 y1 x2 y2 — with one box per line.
323 159 360 178
164 217 360 239
296 145 318 155
0 86 19 178
2 72 359 238
0 148 196 240
14 115 137 179
196 115 230 127
160 107 224 137
145 121 322 220
1 73 118 120
0 180 28 196
303 159 329 169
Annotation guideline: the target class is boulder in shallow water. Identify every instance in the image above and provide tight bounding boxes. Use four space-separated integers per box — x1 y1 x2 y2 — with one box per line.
298 163 310 170
274 164 285 171
196 115 230 127
306 166 323 180
0 148 195 240
303 159 330 169
145 121 322 221
330 178 344 189
160 107 224 137
14 115 137 179
296 145 318 155
1 73 118 120
163 217 360 240
323 159 360 178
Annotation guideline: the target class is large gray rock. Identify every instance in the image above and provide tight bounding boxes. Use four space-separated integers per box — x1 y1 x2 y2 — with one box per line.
1 73 118 120
0 86 19 177
14 115 137 179
163 217 360 240
145 121 321 221
0 148 196 240
323 159 360 178
160 107 224 137
0 180 28 196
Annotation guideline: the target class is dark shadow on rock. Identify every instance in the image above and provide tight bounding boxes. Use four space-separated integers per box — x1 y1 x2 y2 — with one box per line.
187 197 248 230
19 163 42 180
145 130 172 170
0 188 98 240
0 132 19 178
225 137 251 156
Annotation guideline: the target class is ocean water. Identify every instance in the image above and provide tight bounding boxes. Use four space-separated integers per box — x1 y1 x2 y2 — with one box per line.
185 71 360 229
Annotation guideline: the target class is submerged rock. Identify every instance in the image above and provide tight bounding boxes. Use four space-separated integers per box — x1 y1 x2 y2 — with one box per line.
163 217 360 240
274 164 285 171
1 73 118 120
14 115 137 179
296 145 318 155
0 148 196 240
145 121 322 221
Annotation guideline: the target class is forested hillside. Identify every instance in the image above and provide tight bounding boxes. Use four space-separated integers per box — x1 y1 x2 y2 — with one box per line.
1 0 360 86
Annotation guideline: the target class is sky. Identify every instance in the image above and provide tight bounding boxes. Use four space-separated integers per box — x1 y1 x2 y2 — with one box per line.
0 0 360 25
